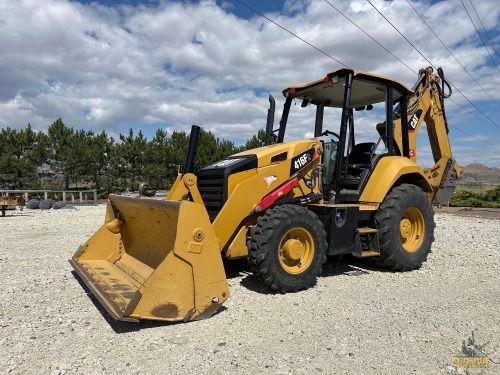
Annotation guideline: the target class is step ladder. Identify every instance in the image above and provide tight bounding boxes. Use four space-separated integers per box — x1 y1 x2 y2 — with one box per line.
353 227 380 258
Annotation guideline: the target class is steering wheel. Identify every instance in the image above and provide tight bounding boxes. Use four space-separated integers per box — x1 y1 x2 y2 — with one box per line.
321 130 340 139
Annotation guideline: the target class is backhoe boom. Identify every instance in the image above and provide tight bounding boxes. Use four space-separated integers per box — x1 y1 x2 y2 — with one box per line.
390 67 461 203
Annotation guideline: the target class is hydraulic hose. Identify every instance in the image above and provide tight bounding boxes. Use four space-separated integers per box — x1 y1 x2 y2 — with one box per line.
437 67 452 98
436 67 451 133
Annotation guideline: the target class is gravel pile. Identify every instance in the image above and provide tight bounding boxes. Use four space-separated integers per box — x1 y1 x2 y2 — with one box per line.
1 205 499 374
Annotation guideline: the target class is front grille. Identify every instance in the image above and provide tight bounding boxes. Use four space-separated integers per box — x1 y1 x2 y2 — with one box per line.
196 155 257 222
197 172 225 222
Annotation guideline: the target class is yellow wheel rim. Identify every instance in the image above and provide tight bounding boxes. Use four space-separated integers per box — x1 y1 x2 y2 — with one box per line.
278 227 314 274
399 207 425 253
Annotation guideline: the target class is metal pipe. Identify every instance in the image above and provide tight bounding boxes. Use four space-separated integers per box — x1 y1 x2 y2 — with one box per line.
314 104 324 137
277 97 292 143
400 95 410 158
386 84 394 154
183 125 201 175
411 73 425 91
264 95 276 145
334 71 354 200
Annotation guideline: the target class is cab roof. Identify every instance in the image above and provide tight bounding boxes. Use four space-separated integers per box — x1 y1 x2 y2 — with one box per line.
283 68 414 108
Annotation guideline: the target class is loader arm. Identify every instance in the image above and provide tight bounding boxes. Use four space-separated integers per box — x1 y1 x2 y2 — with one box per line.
388 67 462 203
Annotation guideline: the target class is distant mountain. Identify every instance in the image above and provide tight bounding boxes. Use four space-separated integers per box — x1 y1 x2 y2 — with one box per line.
460 163 500 183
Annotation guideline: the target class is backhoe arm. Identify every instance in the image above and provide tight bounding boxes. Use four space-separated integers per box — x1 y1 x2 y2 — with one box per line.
393 67 462 203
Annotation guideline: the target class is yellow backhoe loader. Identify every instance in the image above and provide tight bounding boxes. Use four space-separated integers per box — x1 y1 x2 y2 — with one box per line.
70 66 461 322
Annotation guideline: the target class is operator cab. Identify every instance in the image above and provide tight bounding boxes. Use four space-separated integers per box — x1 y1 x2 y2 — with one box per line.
272 69 414 203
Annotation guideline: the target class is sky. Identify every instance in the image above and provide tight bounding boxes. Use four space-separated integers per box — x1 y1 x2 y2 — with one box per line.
1 0 500 167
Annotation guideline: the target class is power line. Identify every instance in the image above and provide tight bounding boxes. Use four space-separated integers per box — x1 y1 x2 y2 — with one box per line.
450 125 497 146
323 0 499 133
366 0 500 131
470 0 500 66
405 0 500 108
366 0 432 66
450 93 499 131
460 0 500 75
232 0 349 69
231 0 497 146
324 0 500 142
323 0 415 74
448 97 500 134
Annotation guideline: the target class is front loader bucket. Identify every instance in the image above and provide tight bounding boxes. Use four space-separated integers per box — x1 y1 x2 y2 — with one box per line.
69 195 229 322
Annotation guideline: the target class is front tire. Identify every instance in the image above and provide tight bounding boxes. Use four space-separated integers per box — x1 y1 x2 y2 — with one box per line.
374 183 435 270
248 205 327 292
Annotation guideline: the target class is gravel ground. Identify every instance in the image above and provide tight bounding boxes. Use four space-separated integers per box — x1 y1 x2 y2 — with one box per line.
1 205 499 375
437 207 500 221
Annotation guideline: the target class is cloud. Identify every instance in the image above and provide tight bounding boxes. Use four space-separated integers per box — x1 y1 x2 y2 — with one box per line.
0 0 499 165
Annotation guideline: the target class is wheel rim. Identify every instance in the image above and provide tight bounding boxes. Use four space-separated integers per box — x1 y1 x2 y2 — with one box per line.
278 227 314 274
399 207 425 253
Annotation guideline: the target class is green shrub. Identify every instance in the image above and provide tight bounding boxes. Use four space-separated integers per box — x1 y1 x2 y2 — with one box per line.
482 201 500 208
450 187 500 208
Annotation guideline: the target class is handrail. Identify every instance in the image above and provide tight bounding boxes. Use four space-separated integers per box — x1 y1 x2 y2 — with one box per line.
1 189 97 204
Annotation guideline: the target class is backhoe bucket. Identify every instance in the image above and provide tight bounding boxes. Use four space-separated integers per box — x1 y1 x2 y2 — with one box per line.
69 195 229 322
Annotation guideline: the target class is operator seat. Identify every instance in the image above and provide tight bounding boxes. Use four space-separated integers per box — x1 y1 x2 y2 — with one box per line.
346 142 376 173
341 142 377 190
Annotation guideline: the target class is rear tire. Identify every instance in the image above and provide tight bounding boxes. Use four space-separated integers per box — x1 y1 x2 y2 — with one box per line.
374 183 435 270
248 205 327 292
